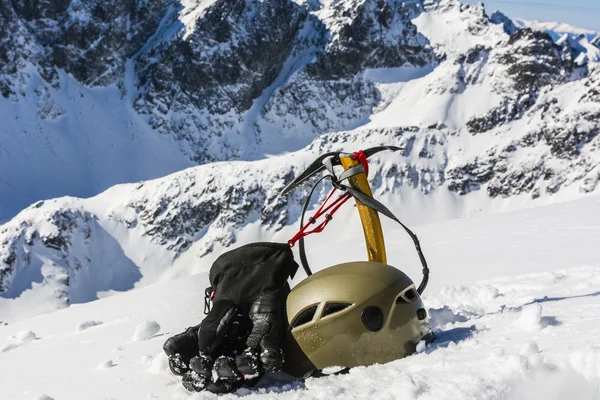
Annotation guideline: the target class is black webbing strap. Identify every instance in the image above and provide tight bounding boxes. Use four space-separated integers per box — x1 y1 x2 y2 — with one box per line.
295 172 430 295
345 187 430 294
297 175 332 276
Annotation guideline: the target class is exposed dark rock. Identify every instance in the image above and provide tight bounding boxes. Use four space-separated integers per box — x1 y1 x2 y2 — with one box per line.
466 29 579 135
501 29 572 92
447 158 495 195
467 95 535 134
464 44 488 64
8 0 175 87
542 110 600 159
306 0 435 80
490 11 518 35
136 0 308 116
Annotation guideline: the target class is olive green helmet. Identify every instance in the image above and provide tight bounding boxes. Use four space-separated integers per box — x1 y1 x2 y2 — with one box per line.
283 261 434 377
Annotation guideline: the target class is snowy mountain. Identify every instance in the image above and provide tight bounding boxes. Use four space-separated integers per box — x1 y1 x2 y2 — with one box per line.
2 0 600 221
512 17 598 42
1 194 599 399
2 0 600 319
0 0 436 220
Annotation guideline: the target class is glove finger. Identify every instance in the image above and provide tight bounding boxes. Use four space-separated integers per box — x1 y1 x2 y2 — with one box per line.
243 294 285 373
181 370 207 392
198 300 243 356
213 355 243 382
258 343 284 372
167 354 189 376
163 325 200 375
205 356 244 394
236 347 262 377
189 353 213 379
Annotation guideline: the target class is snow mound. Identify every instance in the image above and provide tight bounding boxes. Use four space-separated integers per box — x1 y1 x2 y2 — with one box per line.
1 330 38 353
97 359 115 369
34 395 55 400
16 330 37 343
76 320 103 332
520 341 541 356
132 321 160 342
570 348 600 380
148 352 169 374
519 304 544 332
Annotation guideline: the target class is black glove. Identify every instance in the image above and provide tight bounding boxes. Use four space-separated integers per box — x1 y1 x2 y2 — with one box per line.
164 295 287 393
236 293 286 376
163 243 298 394
182 300 251 393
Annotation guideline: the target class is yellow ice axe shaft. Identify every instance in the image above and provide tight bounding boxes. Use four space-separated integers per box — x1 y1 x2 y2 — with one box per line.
339 156 387 264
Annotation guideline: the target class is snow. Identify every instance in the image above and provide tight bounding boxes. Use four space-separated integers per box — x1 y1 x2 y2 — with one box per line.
76 320 103 332
149 352 170 374
414 0 507 57
2 124 599 324
510 17 600 63
513 18 598 41
1 194 600 399
132 320 161 341
0 69 193 223
15 330 37 343
518 303 544 333
0 330 37 353
97 359 115 369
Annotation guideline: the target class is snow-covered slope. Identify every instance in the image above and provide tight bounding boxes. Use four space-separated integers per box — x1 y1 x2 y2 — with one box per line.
1 194 599 399
0 71 194 222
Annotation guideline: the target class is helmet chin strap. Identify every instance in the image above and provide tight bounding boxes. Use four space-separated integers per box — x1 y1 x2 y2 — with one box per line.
284 146 430 295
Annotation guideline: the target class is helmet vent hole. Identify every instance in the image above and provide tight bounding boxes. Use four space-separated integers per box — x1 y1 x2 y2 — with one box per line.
397 288 418 304
291 305 318 328
323 302 352 317
361 306 384 332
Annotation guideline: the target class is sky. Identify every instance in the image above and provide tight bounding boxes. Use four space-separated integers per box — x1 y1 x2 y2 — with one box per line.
465 0 600 32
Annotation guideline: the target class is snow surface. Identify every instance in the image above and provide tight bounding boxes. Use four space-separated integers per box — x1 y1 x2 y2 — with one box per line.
0 69 193 223
1 194 599 399
132 320 161 341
